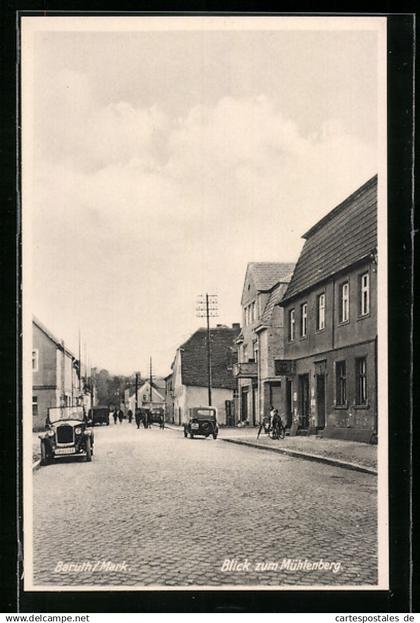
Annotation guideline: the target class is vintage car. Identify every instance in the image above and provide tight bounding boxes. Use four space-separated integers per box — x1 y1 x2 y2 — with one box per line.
39 406 94 465
89 405 110 426
149 406 165 427
183 407 218 439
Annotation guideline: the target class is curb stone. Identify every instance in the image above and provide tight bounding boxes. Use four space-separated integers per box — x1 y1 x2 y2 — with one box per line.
221 438 377 475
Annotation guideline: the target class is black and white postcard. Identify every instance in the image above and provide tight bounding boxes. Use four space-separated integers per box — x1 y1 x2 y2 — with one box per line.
21 15 389 592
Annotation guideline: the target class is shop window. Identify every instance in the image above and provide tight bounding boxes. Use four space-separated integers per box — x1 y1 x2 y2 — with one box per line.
339 282 349 323
356 357 368 405
335 361 347 406
300 303 307 337
359 272 370 316
317 293 325 330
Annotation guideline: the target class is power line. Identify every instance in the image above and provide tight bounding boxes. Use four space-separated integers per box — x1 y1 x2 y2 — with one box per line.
196 294 219 406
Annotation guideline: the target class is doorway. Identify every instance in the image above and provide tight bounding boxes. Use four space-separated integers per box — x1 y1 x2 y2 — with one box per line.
251 385 257 426
298 374 310 429
286 379 293 428
316 374 326 429
241 387 248 422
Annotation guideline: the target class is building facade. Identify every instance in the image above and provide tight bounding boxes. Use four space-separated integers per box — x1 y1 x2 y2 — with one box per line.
169 324 240 426
32 317 81 431
234 263 295 426
163 373 174 423
125 380 166 415
278 175 378 442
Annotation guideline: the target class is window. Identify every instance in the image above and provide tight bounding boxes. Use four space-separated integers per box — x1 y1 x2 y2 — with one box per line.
32 349 39 371
356 357 368 405
360 272 370 316
288 309 295 341
339 282 349 323
32 396 38 417
300 303 307 337
243 344 248 362
335 361 346 406
253 342 258 362
252 301 256 321
317 293 325 330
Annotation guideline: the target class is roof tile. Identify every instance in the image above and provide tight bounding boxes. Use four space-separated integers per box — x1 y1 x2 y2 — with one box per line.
283 176 377 302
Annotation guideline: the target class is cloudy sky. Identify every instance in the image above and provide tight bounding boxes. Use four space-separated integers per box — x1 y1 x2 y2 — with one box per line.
23 17 385 376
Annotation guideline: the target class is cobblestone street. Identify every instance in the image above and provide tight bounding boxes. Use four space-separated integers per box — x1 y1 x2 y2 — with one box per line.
32 424 377 588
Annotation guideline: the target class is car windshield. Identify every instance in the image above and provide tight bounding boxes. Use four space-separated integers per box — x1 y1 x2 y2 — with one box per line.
193 409 216 419
48 407 85 423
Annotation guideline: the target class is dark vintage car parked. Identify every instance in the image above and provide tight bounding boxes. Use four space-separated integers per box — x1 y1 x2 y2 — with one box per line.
150 406 165 427
39 406 94 465
183 407 218 439
89 406 110 426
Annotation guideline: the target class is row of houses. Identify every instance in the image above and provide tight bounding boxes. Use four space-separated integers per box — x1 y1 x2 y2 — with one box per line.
32 317 94 431
164 175 378 443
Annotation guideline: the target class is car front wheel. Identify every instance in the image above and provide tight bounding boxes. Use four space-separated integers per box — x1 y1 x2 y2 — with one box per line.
85 440 92 462
213 433 218 439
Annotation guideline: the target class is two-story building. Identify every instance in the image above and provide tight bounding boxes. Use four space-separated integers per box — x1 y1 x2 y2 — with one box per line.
169 324 240 426
125 380 166 414
234 263 295 426
32 317 81 431
278 175 378 442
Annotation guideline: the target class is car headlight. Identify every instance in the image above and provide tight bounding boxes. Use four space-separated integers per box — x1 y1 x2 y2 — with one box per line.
75 427 82 435
47 429 55 437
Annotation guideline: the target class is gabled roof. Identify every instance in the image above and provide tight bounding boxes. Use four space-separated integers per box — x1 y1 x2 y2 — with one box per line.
129 380 165 401
241 262 295 305
180 325 241 389
282 175 377 303
259 282 290 325
33 316 77 360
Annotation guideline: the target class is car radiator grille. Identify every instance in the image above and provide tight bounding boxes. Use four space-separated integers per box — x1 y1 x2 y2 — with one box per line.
56 424 74 444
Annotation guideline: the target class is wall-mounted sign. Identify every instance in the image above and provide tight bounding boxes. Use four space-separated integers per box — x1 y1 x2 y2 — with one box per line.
274 359 296 376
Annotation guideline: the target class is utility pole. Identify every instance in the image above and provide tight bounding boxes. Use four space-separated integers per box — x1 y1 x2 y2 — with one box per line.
78 329 82 393
149 357 153 403
196 294 218 406
135 372 139 413
61 340 66 408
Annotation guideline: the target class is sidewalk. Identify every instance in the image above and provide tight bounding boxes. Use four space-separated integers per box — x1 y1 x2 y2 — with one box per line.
223 429 377 474
166 424 377 474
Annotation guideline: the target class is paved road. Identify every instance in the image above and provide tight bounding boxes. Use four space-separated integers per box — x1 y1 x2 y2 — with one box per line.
32 424 377 587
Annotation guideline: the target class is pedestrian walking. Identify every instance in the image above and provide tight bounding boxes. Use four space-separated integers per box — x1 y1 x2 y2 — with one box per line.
112 409 118 425
135 408 142 429
127 409 133 424
143 410 149 429
118 408 124 424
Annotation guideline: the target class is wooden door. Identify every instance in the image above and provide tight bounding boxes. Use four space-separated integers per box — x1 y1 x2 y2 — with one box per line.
316 374 326 429
298 374 310 429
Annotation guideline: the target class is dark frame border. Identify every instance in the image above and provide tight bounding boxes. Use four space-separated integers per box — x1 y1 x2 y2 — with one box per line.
0 5 414 614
